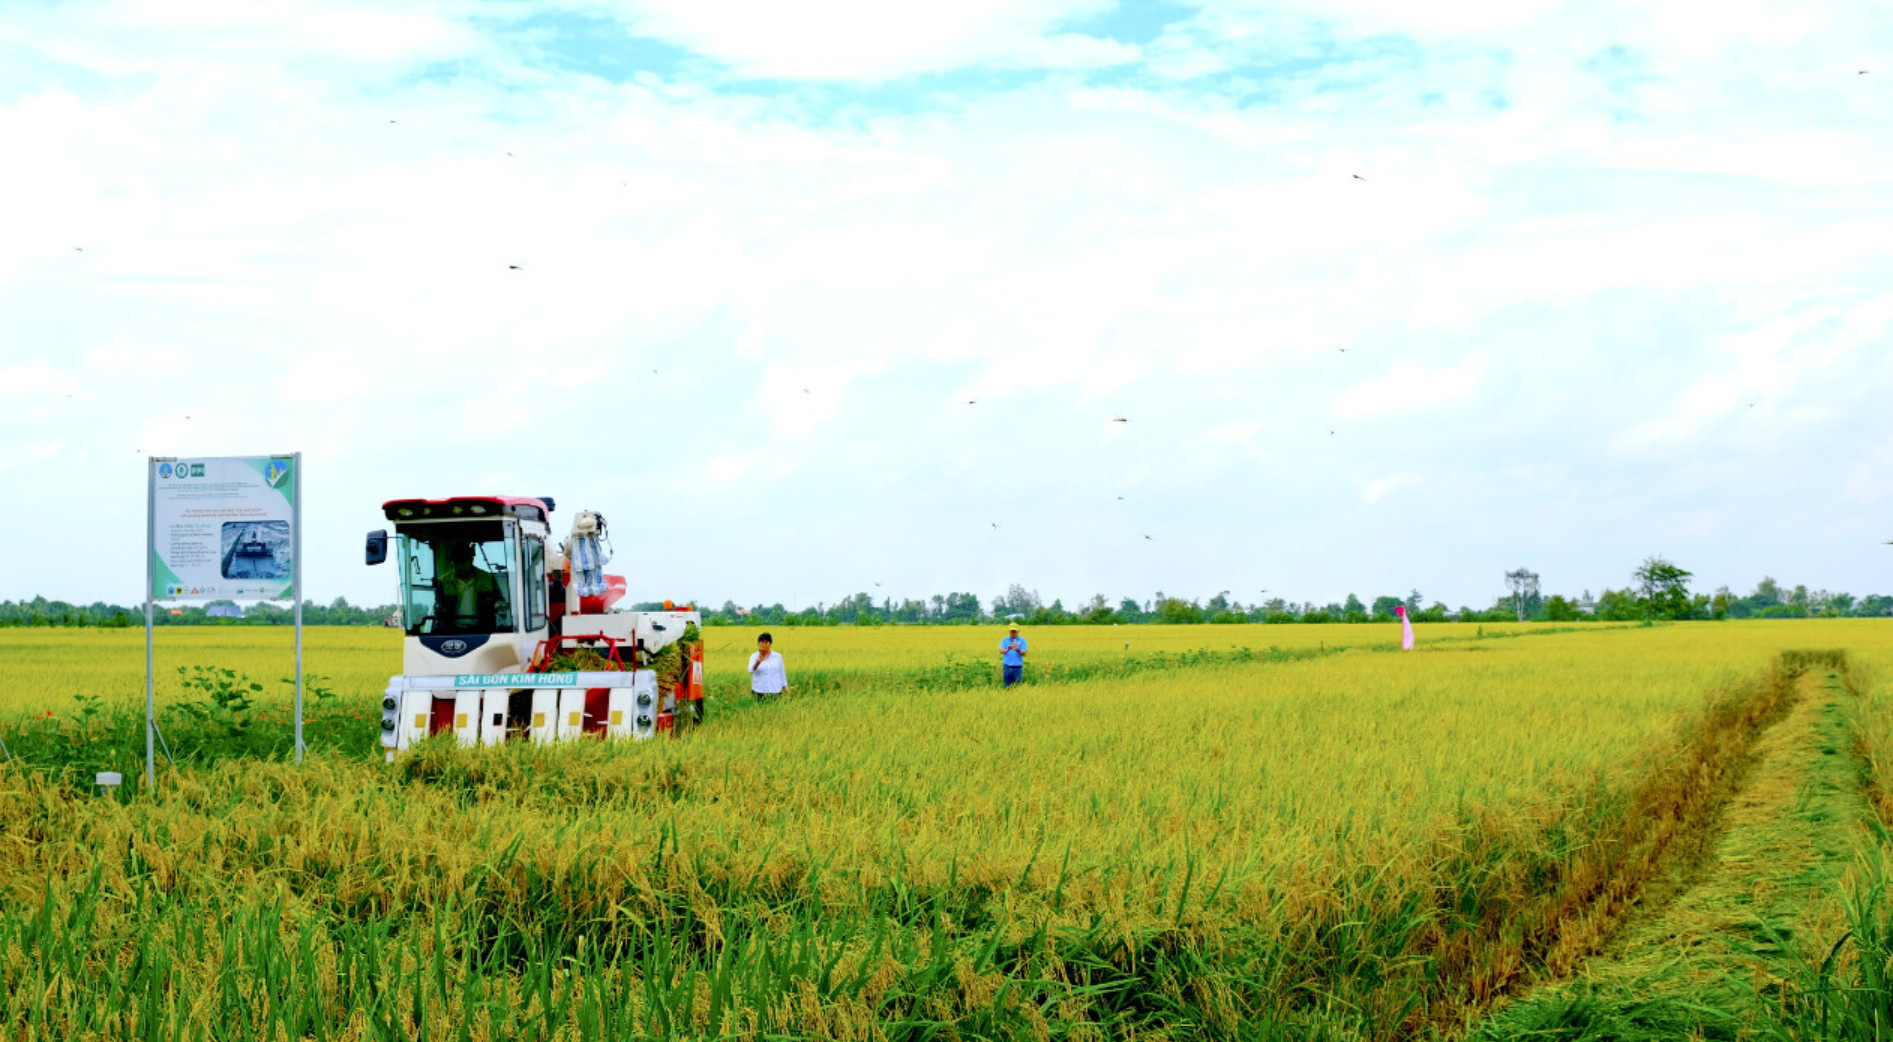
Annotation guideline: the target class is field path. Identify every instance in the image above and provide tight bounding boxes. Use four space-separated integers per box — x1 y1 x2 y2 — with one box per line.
1472 665 1871 1039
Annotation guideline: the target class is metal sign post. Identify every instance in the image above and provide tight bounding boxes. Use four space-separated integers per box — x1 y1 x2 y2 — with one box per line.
146 454 304 786
146 459 157 788
292 452 304 764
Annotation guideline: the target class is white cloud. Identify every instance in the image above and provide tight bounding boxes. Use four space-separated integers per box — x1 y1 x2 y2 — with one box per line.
594 0 1135 80
0 362 81 402
1357 470 1424 504
1331 362 1482 420
1615 294 1891 454
0 438 69 473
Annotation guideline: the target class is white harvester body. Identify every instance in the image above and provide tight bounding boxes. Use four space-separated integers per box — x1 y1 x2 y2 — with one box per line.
366 496 703 758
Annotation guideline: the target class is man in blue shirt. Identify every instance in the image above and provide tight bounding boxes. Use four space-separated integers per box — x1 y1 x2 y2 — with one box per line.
1000 624 1028 687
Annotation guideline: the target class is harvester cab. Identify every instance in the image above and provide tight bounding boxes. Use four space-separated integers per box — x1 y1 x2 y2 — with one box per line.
365 496 703 759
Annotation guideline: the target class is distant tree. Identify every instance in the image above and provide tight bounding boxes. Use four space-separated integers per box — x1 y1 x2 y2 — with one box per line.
1544 594 1580 622
1370 595 1405 620
1158 598 1205 624
940 592 983 622
1405 589 1422 613
1788 585 1811 615
1633 557 1694 619
1595 587 1644 621
1711 588 1731 621
1857 594 1893 617
1504 568 1542 622
1753 577 1784 608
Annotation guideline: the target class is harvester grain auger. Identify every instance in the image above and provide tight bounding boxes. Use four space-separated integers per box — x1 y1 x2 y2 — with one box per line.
365 497 704 760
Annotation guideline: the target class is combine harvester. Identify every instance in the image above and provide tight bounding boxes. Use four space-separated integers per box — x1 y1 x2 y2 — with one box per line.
365 496 703 760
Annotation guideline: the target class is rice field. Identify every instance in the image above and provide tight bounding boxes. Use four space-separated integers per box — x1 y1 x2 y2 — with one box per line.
2 620 1890 1039
0 620 1588 712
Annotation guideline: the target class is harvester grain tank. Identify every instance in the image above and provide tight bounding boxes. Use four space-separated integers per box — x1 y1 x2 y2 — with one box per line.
365 496 703 759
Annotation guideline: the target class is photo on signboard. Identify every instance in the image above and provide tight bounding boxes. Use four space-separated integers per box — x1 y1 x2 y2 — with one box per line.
220 520 291 580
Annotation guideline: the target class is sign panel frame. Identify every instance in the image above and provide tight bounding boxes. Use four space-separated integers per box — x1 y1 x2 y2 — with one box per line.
144 453 305 786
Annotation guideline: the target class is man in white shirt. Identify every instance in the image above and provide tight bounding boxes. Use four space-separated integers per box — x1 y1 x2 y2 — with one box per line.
748 632 789 699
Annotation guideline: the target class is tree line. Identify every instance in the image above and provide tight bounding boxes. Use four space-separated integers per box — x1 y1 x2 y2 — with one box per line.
0 597 396 628
696 558 1891 626
5 558 1888 628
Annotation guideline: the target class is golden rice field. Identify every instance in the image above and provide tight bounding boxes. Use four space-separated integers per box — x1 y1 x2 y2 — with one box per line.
2 620 1890 1040
0 620 1578 712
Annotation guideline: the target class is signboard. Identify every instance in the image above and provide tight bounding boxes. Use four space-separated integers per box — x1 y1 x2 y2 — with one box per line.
144 452 306 784
149 456 297 601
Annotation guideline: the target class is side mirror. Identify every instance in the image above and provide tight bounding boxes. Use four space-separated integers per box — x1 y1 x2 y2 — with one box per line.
365 529 388 566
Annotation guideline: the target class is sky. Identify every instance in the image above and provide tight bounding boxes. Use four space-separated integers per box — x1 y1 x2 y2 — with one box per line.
2 0 1890 612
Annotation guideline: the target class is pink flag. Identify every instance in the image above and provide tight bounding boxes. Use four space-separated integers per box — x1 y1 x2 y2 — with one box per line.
1396 605 1414 651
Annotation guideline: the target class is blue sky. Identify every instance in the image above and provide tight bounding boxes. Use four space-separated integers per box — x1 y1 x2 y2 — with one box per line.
1 0 1890 611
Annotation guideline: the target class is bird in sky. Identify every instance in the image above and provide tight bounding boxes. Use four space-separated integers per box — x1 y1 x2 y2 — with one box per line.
388 119 397 124
873 582 882 587
1112 417 1128 423
1352 174 1365 181
1116 496 1126 500
803 388 811 394
967 399 978 405
505 151 516 157
508 264 522 270
990 521 999 529
1143 533 1154 541
73 246 83 252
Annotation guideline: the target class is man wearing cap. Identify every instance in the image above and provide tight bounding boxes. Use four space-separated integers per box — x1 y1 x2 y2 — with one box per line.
1000 624 1028 687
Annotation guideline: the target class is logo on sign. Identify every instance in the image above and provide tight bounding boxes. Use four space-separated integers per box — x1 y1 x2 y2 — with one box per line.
189 464 205 477
158 463 173 478
441 639 468 654
264 460 289 487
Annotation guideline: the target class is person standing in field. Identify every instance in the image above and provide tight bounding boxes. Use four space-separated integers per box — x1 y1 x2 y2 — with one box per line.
1000 624 1028 687
748 632 788 700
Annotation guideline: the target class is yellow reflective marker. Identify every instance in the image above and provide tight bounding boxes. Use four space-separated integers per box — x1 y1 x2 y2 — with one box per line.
533 712 546 728
413 714 426 730
455 713 467 729
610 710 624 726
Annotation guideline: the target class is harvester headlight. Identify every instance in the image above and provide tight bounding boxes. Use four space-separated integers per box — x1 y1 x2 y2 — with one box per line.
636 693 652 707
380 719 396 732
636 715 651 727
382 697 398 710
